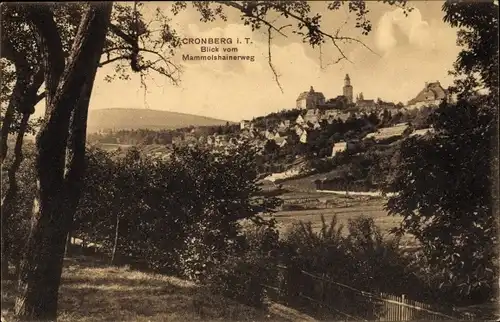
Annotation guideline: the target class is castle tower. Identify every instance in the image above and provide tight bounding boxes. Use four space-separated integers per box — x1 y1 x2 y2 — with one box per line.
343 74 353 104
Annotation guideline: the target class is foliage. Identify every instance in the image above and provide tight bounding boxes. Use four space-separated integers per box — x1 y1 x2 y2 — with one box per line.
343 216 410 292
251 109 302 130
386 0 498 304
205 221 280 308
280 215 420 305
386 98 497 303
73 143 281 277
443 0 499 95
0 142 37 270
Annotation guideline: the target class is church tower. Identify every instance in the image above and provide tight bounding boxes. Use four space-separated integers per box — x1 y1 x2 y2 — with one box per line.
343 74 353 104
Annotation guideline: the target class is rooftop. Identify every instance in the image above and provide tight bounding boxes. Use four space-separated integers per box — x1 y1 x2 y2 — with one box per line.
364 123 410 141
296 86 326 101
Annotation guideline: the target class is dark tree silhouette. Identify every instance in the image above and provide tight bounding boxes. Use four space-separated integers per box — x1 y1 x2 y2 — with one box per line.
386 0 498 304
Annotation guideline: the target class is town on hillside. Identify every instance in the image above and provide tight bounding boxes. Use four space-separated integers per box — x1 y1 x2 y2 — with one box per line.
88 74 451 178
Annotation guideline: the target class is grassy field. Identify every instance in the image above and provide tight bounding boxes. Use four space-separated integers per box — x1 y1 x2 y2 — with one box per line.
273 191 400 233
262 180 415 245
1 257 316 322
94 143 133 151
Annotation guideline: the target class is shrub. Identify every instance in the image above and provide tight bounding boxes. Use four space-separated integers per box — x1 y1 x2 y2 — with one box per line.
72 143 282 279
177 220 245 282
279 215 425 306
344 216 411 292
205 253 270 308
204 221 280 308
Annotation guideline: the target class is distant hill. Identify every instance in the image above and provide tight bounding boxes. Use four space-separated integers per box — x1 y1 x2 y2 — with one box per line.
87 108 232 133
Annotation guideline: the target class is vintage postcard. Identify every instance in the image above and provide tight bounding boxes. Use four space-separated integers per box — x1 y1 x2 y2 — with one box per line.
1 1 498 321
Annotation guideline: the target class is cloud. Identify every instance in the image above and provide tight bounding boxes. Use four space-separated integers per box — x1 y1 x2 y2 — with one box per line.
375 8 435 53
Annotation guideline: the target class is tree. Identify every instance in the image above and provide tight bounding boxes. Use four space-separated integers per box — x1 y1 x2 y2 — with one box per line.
264 139 279 155
443 1 498 96
0 1 175 280
386 0 498 304
0 141 37 280
13 3 113 319
0 6 46 278
368 111 380 126
70 146 117 257
3 1 414 319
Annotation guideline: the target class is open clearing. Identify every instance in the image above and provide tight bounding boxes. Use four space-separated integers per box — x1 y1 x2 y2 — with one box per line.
273 190 400 233
262 179 414 245
1 257 316 322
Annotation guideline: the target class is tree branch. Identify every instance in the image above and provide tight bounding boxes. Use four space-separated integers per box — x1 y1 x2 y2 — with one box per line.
25 5 66 107
99 55 128 67
213 1 289 38
278 4 379 61
267 25 285 93
108 23 137 46
36 92 46 105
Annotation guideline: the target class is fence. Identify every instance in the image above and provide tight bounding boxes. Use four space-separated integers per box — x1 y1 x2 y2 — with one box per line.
262 265 475 321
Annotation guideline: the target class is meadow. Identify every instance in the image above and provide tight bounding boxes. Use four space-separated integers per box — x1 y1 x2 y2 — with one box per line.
1 257 316 322
273 192 398 231
264 179 416 247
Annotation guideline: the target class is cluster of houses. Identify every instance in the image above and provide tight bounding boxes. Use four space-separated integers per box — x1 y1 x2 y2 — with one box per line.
145 76 445 162
406 81 453 109
146 117 433 163
236 75 450 157
329 123 434 158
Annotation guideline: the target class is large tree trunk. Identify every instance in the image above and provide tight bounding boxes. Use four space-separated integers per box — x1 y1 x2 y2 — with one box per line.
14 4 113 320
63 59 99 259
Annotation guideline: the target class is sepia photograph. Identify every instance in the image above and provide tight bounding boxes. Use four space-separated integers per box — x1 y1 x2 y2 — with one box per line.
0 1 498 321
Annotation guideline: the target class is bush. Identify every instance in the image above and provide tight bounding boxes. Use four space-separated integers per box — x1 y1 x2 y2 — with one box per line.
344 216 411 292
72 143 282 279
205 253 270 308
177 220 245 282
204 221 280 308
280 215 421 301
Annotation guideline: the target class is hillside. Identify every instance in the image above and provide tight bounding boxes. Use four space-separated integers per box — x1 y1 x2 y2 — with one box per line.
87 108 231 133
1 256 316 322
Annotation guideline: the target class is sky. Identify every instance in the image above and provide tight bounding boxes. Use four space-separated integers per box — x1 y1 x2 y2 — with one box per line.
47 1 463 122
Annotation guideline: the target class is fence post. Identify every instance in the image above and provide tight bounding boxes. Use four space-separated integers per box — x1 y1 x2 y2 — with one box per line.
318 274 324 315
400 294 404 321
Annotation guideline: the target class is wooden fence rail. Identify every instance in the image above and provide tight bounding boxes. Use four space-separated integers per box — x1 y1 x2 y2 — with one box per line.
262 265 476 321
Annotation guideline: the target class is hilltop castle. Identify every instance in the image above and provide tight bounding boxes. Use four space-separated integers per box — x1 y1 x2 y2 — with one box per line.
296 74 355 110
295 75 454 112
295 86 326 109
343 74 353 104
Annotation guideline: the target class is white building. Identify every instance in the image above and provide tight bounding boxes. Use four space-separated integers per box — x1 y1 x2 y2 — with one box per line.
331 141 348 157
